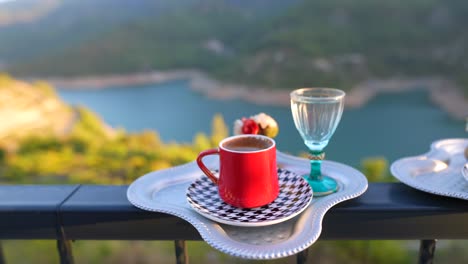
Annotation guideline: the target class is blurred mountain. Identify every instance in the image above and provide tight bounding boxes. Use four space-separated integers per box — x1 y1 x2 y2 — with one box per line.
0 73 74 147
0 0 467 93
0 0 293 64
0 0 60 26
0 0 200 62
0 73 115 150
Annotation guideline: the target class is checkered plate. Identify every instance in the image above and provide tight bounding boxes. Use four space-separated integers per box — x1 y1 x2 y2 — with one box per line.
186 168 313 227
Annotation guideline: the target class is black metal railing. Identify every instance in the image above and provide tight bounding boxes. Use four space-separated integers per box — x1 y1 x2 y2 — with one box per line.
1 183 467 264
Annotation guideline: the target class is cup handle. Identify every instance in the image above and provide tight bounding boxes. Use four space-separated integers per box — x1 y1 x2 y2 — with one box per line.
196 149 219 185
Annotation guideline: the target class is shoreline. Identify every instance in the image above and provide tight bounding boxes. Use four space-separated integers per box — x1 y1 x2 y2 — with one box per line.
43 70 468 120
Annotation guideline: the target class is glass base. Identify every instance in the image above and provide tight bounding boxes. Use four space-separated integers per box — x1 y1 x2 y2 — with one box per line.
303 175 338 196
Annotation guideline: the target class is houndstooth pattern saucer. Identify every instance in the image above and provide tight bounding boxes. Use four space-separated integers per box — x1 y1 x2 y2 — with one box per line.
186 168 313 227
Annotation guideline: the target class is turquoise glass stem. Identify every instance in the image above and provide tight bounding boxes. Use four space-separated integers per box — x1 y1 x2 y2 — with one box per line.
305 149 338 196
308 150 324 180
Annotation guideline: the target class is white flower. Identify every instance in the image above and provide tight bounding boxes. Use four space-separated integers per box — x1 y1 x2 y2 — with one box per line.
252 113 278 130
233 119 243 135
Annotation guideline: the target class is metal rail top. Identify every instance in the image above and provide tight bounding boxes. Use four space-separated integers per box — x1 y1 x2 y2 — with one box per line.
1 183 467 240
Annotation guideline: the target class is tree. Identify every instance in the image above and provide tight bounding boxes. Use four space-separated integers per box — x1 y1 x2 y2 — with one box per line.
0 73 12 87
0 147 5 164
210 113 229 146
361 157 389 182
34 80 57 97
193 132 211 152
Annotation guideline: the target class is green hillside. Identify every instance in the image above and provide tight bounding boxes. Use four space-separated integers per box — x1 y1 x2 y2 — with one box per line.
1 0 468 94
0 74 229 184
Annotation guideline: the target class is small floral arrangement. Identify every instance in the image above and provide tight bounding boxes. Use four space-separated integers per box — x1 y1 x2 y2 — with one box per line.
233 113 279 138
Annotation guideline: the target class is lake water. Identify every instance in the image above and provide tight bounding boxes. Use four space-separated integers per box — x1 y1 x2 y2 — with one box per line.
57 80 466 166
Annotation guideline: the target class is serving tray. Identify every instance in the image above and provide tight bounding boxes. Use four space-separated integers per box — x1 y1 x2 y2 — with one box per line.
127 151 368 259
391 138 468 200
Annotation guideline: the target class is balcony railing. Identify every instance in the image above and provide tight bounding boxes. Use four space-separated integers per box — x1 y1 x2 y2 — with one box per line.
1 183 467 264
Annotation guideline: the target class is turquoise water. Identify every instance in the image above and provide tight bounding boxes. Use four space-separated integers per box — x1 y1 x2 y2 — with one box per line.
57 80 466 166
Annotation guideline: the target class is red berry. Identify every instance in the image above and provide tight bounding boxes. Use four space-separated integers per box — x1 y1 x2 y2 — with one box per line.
242 119 259 134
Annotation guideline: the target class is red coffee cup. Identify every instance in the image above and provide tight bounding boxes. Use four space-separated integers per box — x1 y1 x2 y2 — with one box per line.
196 134 278 208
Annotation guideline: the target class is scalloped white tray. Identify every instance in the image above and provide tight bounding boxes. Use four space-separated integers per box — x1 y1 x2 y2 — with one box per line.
127 151 368 259
391 138 468 200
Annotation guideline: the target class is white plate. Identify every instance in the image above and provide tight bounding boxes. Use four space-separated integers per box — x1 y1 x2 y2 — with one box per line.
127 151 367 260
186 168 313 227
391 138 468 200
